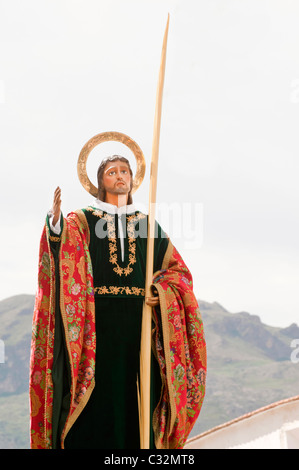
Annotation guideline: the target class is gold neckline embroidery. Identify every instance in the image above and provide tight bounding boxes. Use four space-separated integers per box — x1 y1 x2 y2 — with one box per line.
86 207 146 277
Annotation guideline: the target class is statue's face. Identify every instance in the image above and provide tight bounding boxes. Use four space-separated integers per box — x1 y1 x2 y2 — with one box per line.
102 160 132 196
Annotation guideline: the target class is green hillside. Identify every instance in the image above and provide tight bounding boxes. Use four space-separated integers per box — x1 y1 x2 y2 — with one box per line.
0 294 35 448
0 294 298 448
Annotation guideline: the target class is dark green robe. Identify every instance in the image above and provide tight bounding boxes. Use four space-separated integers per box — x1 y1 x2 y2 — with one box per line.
49 206 169 449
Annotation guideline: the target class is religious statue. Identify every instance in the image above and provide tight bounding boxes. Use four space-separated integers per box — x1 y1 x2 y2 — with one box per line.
29 17 207 450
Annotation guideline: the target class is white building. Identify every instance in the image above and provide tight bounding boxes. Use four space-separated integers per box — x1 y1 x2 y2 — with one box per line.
185 395 299 449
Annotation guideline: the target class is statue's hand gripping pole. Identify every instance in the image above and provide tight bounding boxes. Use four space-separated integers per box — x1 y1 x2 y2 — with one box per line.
138 14 170 450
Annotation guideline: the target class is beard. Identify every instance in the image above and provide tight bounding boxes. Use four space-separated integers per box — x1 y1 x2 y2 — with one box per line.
113 181 129 194
104 180 132 196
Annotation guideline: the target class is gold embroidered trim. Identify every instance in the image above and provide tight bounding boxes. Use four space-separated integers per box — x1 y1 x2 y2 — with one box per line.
49 235 61 242
58 222 76 446
74 209 90 246
85 207 103 218
94 285 145 296
86 207 146 277
161 239 173 270
45 224 56 447
61 379 95 449
155 281 177 446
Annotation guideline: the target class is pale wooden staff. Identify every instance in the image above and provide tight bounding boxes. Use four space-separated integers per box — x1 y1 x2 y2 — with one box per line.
138 14 170 450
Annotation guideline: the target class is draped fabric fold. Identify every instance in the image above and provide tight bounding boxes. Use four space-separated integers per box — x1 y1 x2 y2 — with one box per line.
151 241 207 449
29 211 96 449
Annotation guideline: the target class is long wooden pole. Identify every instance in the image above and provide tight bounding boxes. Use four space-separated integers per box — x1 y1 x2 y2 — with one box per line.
138 14 170 450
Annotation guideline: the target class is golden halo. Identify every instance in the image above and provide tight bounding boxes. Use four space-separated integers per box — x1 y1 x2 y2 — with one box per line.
77 131 146 198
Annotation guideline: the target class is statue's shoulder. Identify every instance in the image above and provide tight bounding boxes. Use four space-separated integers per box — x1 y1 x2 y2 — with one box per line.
66 208 90 233
132 210 147 219
79 206 104 218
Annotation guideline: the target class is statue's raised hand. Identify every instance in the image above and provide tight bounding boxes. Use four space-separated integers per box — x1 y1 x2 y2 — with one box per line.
52 186 61 226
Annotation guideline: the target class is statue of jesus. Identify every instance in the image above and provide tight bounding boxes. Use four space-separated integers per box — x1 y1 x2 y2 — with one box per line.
29 154 207 449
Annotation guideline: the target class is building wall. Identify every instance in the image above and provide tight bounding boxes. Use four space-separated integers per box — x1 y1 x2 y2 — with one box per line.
185 398 299 449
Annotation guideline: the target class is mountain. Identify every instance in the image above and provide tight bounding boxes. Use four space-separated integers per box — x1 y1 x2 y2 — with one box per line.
0 294 35 448
0 294 299 448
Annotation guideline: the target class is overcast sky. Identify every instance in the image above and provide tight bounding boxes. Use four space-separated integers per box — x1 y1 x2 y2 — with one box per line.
0 0 299 328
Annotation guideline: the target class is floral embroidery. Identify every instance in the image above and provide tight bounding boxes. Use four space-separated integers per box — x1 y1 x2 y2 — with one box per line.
173 364 185 386
86 207 146 277
40 252 50 277
71 283 81 295
68 324 81 342
29 210 96 449
94 285 145 296
152 242 207 449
